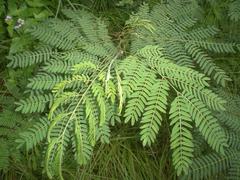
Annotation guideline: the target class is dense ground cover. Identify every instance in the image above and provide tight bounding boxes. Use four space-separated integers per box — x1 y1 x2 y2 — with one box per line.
0 0 240 179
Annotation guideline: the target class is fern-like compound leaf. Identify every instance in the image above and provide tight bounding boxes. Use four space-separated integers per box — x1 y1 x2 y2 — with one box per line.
124 70 156 125
170 95 194 176
74 108 93 165
27 23 77 50
229 0 240 22
16 117 49 150
130 1 239 86
15 93 53 113
7 46 53 68
27 73 67 90
184 150 238 180
140 80 169 146
182 91 228 154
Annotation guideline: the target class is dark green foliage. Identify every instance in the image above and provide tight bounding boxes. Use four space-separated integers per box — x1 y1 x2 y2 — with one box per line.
7 46 53 68
185 149 239 180
16 117 49 150
229 0 240 22
129 1 239 87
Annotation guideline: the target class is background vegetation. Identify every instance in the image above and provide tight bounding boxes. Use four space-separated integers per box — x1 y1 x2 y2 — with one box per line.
0 0 240 179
